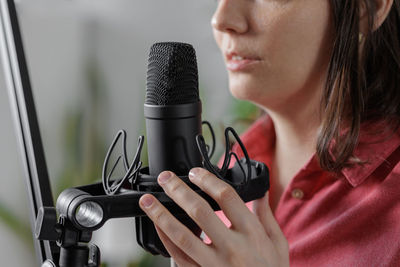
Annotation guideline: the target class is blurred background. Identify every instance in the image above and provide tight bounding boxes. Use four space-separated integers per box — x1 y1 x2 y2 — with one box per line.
0 0 259 266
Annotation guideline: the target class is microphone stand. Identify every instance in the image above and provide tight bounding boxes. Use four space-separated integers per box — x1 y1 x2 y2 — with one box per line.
0 3 178 266
0 2 102 265
0 0 59 265
0 1 101 266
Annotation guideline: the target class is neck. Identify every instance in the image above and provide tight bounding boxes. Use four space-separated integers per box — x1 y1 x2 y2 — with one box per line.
269 106 320 157
267 84 322 158
262 85 322 211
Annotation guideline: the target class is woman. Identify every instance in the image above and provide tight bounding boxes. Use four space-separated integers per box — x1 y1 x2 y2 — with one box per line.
139 0 400 266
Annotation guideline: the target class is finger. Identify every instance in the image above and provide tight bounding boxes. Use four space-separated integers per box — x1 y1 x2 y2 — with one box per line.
253 192 288 250
155 225 200 267
157 171 231 247
139 194 214 266
188 167 259 233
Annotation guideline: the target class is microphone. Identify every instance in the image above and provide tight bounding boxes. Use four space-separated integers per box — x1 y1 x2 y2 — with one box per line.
144 42 202 176
35 42 269 266
136 42 204 256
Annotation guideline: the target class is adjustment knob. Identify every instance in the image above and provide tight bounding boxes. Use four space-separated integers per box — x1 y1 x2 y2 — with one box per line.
35 207 61 241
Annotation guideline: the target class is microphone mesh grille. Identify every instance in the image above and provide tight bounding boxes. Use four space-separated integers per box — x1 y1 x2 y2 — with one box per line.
145 42 199 105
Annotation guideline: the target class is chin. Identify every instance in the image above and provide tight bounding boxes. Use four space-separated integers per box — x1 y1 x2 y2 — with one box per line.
229 80 263 103
229 85 249 100
228 71 269 101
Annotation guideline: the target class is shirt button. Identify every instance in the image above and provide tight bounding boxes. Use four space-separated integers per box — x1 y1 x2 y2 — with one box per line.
291 188 304 200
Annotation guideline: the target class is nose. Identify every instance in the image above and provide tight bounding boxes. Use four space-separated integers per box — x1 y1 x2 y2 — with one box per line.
211 0 249 34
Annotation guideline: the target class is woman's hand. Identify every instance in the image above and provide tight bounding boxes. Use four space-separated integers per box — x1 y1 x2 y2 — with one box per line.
139 168 289 267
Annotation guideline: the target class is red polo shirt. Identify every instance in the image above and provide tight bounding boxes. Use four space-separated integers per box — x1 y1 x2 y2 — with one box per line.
215 115 400 266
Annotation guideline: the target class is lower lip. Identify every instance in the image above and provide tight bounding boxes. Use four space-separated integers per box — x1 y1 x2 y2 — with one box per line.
226 59 261 72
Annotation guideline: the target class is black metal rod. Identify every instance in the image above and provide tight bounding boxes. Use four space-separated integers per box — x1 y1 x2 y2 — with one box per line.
0 0 59 264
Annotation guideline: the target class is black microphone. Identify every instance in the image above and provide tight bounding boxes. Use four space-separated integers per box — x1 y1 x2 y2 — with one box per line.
36 42 269 264
144 42 203 176
136 42 203 256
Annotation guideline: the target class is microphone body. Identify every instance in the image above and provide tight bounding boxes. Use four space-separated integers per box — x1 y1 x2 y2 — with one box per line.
136 42 203 256
144 101 202 177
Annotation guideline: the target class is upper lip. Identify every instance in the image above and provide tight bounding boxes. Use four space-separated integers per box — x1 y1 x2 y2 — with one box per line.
225 51 261 61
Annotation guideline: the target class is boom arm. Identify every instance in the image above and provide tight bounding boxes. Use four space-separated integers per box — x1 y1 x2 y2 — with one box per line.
0 0 59 264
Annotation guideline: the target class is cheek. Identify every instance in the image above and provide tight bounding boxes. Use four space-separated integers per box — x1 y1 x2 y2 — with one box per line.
274 1 333 80
245 1 332 104
214 0 333 107
280 4 333 78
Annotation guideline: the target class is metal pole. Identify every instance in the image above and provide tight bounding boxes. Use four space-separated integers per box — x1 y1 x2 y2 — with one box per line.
0 0 59 264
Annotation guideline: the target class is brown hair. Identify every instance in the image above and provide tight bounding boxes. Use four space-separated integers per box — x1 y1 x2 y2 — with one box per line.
318 0 400 172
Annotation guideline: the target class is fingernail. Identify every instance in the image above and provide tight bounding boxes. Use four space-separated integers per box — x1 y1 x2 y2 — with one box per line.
188 168 201 180
141 195 154 208
158 171 172 185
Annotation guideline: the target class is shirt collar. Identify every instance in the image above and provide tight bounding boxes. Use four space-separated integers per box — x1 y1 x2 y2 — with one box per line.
239 115 400 188
341 122 400 187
